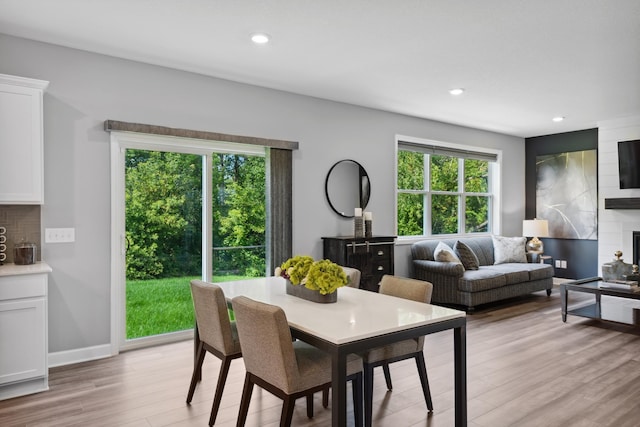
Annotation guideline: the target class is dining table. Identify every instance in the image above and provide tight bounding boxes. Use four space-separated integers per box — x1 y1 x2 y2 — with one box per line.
215 276 467 427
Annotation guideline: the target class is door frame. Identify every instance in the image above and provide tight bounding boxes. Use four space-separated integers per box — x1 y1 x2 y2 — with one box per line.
109 131 264 354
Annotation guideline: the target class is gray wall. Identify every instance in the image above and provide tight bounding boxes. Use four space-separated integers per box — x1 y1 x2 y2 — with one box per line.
0 34 525 354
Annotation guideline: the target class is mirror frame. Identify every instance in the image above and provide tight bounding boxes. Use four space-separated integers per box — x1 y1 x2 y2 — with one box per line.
325 159 371 218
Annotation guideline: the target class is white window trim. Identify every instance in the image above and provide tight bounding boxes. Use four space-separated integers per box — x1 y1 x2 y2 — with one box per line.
394 134 503 244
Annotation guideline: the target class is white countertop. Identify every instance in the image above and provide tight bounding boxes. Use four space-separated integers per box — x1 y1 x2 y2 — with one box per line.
0 262 52 276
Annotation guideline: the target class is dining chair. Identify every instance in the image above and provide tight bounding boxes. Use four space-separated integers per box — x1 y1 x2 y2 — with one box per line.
341 266 361 288
187 280 242 426
362 275 434 427
231 295 364 427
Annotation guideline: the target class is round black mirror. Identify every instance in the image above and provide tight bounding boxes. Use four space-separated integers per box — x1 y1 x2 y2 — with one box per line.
325 159 370 218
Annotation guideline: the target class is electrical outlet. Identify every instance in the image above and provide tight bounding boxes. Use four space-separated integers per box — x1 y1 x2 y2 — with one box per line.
45 228 75 243
561 260 567 269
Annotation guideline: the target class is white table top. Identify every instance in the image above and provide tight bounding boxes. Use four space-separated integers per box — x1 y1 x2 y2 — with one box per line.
217 277 466 345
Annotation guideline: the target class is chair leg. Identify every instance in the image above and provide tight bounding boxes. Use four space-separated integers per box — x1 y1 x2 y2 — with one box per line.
187 341 206 403
415 352 433 411
209 356 234 426
306 394 314 418
322 386 329 408
382 362 393 390
236 374 254 427
364 363 375 427
281 396 296 427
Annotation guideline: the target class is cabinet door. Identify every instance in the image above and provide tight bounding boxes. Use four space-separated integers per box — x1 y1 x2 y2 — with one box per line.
0 298 46 384
0 82 45 204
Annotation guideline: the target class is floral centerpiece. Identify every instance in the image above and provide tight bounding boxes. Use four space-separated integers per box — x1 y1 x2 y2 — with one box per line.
275 255 349 302
275 255 314 285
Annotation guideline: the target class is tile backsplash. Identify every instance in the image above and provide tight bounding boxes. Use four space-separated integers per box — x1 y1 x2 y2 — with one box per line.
0 205 41 264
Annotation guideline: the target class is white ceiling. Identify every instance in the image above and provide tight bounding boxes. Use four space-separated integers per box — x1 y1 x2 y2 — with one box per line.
1 0 639 138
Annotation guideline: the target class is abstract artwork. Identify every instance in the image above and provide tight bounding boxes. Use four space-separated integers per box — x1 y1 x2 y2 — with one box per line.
536 149 597 240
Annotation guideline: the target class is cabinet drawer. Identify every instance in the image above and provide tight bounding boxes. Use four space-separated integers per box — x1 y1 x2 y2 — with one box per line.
371 259 392 275
371 246 392 261
0 274 47 300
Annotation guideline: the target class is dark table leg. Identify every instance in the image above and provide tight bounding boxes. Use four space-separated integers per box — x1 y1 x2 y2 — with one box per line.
331 351 348 427
454 322 467 427
561 284 568 322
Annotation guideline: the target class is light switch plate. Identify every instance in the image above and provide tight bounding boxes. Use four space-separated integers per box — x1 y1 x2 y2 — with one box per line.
45 228 75 243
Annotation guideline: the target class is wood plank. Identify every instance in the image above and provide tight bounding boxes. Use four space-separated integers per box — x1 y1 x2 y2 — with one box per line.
1 289 640 426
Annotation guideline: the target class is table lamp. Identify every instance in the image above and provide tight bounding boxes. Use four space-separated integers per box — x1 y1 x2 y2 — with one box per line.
522 219 549 254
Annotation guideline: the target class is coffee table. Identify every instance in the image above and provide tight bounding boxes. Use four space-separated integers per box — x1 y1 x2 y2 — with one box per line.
561 276 640 324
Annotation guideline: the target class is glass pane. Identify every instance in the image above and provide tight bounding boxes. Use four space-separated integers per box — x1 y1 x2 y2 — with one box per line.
212 154 266 279
432 194 459 234
464 159 489 193
125 149 202 339
397 193 424 236
431 155 458 192
397 150 424 190
466 196 489 233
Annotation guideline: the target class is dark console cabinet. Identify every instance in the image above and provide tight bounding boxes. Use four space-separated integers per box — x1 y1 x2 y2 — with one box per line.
322 236 396 292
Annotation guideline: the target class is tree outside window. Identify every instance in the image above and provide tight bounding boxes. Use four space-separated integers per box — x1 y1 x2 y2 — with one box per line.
397 141 495 237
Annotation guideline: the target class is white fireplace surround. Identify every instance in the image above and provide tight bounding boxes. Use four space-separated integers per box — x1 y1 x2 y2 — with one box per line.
598 116 640 274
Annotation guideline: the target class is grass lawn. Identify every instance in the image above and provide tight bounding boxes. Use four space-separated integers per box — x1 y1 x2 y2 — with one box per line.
126 274 249 339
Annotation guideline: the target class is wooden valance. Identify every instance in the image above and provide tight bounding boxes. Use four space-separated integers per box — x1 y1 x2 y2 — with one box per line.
104 120 298 151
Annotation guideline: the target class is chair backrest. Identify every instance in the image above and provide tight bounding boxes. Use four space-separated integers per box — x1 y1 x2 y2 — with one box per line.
341 266 361 288
190 280 238 355
379 275 433 304
231 295 299 392
379 275 433 349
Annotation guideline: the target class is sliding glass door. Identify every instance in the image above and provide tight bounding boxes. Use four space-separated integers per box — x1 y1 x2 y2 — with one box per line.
111 133 266 351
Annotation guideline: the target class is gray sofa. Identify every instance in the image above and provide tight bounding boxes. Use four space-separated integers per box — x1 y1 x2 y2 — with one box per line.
411 236 553 311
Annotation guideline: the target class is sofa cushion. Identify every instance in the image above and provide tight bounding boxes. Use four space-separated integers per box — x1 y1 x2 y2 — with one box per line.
484 264 531 285
525 263 555 281
458 268 507 292
454 240 479 270
492 235 527 264
434 241 461 264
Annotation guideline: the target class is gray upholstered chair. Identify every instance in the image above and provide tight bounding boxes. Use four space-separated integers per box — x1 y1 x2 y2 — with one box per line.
187 280 242 426
362 275 434 427
341 266 362 288
231 295 363 427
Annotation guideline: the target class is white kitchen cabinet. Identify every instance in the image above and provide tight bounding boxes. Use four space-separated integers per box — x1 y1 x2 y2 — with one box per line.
0 263 51 400
0 74 49 204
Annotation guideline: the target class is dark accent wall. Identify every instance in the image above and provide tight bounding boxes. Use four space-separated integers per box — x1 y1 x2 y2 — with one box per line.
525 129 598 279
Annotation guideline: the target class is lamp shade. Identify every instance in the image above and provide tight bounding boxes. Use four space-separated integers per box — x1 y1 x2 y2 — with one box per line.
522 219 549 237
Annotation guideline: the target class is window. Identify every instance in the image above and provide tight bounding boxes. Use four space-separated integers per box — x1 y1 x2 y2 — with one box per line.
396 137 500 238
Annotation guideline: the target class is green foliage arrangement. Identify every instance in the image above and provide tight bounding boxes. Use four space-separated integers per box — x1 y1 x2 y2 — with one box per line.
275 255 314 284
275 256 348 294
303 259 348 295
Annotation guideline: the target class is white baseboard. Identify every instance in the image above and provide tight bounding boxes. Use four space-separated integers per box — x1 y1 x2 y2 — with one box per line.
48 344 114 368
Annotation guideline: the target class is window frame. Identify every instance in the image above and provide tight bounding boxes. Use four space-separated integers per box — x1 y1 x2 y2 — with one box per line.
395 135 502 242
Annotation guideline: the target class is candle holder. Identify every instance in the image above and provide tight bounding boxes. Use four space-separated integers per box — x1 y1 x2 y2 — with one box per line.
354 215 365 238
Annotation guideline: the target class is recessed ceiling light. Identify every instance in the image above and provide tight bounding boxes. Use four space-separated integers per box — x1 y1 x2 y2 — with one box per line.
449 88 465 96
251 33 270 44
552 116 565 122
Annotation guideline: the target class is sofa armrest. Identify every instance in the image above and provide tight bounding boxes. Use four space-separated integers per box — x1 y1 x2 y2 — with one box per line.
413 259 464 277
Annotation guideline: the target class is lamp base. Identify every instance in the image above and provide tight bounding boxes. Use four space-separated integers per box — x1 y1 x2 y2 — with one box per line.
526 237 544 255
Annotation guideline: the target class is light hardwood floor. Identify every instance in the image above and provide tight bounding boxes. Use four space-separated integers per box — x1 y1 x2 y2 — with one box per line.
2 288 640 427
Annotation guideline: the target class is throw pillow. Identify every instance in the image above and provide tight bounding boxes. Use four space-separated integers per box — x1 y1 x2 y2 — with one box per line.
434 241 462 264
492 235 527 264
454 240 479 270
